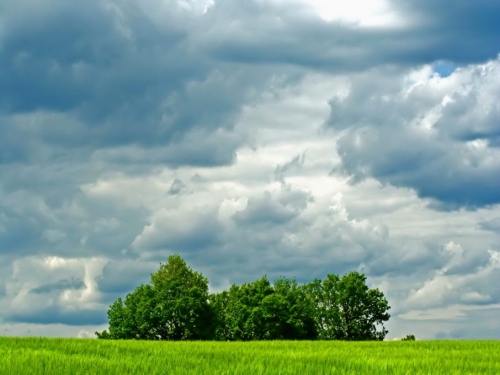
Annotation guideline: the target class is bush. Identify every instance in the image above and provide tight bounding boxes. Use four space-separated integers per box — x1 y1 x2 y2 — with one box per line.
401 334 416 341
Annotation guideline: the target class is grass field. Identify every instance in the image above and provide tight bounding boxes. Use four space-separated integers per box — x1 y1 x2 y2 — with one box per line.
0 337 499 374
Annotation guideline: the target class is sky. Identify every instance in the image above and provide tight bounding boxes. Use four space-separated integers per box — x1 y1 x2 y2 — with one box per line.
0 0 499 340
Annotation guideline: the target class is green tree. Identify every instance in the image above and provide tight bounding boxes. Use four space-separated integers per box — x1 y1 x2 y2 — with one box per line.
123 284 157 339
97 255 391 341
208 289 232 340
210 276 274 341
96 254 213 340
262 277 317 340
150 254 213 340
306 271 390 341
106 297 130 339
210 276 317 341
96 284 157 340
304 274 343 340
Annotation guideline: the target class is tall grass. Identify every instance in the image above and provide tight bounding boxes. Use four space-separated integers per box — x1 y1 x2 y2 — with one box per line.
1 337 498 374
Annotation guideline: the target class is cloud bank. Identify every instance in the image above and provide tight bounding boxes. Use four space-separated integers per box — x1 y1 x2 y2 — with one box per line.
0 0 499 339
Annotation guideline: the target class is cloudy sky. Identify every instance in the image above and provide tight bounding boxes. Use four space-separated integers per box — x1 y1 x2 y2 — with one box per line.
1 0 499 340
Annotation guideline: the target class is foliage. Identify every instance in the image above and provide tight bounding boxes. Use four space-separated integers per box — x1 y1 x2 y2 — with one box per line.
263 276 317 340
149 254 213 340
304 274 343 340
402 334 416 341
2 338 500 375
210 276 316 341
96 254 212 340
305 271 390 340
97 254 390 341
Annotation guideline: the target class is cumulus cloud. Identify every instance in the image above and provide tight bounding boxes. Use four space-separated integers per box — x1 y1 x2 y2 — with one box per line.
1 256 108 325
0 0 499 339
328 58 500 209
132 206 224 253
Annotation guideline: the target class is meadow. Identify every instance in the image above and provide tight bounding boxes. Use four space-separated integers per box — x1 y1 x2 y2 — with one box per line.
0 337 498 374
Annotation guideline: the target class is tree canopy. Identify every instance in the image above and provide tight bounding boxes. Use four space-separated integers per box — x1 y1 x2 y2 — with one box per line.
304 272 390 340
97 254 212 340
97 254 390 341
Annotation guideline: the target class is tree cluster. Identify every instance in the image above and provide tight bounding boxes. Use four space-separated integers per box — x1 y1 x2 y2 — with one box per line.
96 254 390 341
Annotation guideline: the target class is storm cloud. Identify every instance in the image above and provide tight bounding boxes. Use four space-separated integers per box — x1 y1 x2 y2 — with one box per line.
0 0 499 339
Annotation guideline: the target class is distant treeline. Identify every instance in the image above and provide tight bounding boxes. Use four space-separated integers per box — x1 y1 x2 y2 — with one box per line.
96 254 390 341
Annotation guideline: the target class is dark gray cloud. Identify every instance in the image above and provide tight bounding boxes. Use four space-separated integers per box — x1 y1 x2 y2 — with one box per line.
0 1 195 120
366 243 449 278
443 251 491 276
0 204 46 258
328 59 500 210
233 192 299 226
201 0 500 72
0 0 271 171
132 207 225 253
30 278 85 294
1 0 499 169
168 179 187 195
391 1 500 62
0 175 147 260
6 306 107 326
479 218 500 233
275 153 306 183
95 260 156 296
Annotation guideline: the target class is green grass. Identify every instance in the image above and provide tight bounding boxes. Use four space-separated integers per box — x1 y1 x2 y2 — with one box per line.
0 337 498 374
